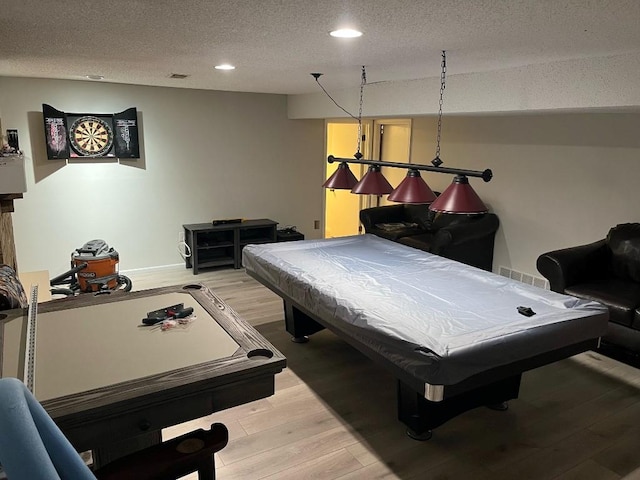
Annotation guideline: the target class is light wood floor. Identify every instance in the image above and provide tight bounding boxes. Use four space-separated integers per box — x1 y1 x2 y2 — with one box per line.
124 265 640 480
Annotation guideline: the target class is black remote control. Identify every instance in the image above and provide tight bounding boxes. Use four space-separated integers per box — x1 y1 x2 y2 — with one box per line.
517 306 536 317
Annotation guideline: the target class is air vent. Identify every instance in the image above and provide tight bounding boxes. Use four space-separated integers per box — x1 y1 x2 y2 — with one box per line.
169 73 189 79
498 266 549 289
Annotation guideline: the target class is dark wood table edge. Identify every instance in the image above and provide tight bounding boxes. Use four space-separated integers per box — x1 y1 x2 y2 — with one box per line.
0 283 286 452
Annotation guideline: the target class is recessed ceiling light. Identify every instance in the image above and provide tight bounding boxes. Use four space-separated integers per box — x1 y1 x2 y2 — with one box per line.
214 64 236 70
85 75 104 80
329 29 362 38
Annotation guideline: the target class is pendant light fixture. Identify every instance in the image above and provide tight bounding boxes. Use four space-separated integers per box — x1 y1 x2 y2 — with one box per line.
322 161 359 189
347 65 396 194
320 66 367 190
429 174 488 213
428 51 488 214
387 169 437 203
351 164 394 195
387 51 440 204
320 53 494 204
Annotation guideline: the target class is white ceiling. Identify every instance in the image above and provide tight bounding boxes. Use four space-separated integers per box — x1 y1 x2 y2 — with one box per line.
2 0 640 95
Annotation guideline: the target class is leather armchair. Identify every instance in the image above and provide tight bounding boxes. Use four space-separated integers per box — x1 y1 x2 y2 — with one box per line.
359 205 499 271
537 223 640 360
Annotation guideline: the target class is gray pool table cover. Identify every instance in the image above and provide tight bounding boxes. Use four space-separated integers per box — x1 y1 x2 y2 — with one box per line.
243 234 608 385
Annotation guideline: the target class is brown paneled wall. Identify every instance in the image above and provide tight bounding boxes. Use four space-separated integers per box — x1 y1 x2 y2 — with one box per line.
0 195 20 271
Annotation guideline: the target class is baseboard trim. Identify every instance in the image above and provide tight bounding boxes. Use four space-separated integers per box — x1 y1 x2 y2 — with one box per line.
120 263 184 275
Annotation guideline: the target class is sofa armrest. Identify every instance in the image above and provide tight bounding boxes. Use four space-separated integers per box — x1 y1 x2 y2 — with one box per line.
536 239 609 293
359 205 406 232
430 214 500 249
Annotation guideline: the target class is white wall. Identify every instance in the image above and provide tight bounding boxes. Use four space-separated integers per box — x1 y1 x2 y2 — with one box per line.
289 53 640 119
0 78 324 275
4 73 638 283
409 113 640 277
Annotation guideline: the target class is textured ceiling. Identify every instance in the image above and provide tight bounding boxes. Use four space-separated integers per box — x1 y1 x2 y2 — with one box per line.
2 0 640 95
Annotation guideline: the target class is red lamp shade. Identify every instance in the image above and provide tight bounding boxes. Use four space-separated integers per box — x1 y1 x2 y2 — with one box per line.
351 165 393 195
429 175 488 214
388 169 437 204
323 162 358 189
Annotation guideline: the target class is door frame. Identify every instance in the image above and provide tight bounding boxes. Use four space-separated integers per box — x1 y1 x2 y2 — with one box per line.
368 118 413 208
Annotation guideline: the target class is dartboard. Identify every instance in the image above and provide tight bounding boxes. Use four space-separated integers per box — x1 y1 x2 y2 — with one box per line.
69 116 114 156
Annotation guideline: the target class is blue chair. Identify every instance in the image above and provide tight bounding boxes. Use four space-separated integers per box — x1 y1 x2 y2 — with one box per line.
0 377 96 479
1 265 229 479
0 377 228 480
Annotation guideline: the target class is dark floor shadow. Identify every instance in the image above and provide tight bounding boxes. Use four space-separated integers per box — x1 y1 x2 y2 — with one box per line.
255 322 640 479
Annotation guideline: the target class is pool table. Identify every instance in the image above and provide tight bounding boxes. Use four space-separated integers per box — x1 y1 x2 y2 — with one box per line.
0 283 286 466
242 235 609 439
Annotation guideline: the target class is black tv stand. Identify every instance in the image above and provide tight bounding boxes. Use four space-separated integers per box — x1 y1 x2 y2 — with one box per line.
183 219 277 274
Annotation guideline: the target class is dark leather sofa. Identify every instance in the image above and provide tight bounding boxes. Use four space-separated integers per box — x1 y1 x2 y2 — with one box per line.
537 223 640 361
359 204 500 271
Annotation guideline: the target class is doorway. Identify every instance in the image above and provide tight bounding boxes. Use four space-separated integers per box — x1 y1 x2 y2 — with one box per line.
323 122 369 238
323 119 411 237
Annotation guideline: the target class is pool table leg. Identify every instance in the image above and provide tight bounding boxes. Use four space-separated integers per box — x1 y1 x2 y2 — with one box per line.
283 300 325 342
397 374 521 440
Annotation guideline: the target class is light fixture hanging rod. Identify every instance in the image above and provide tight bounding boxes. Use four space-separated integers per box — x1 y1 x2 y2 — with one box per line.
327 155 493 182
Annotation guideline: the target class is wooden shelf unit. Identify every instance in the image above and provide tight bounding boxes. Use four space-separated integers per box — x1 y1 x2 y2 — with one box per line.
183 219 277 274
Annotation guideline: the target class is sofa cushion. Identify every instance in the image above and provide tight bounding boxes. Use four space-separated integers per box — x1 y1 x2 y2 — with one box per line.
397 233 435 252
403 204 433 229
565 279 640 328
0 264 28 310
606 223 640 282
372 224 424 241
428 212 484 232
